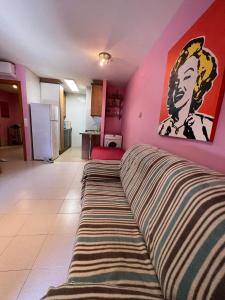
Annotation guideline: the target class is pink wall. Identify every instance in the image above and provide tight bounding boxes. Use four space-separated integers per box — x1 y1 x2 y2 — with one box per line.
0 64 32 160
0 90 21 146
121 0 225 174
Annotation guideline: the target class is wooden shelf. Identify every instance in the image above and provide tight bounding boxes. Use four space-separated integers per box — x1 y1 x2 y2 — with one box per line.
106 95 123 119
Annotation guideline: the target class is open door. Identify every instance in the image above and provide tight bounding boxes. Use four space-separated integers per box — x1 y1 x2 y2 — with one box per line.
0 79 27 161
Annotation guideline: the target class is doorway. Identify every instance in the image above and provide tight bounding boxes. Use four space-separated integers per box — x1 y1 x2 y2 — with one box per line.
0 80 26 162
56 92 87 162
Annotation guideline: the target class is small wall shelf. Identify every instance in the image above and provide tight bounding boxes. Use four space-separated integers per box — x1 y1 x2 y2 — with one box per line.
106 94 123 119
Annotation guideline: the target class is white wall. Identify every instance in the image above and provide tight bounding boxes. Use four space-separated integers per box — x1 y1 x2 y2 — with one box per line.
65 93 86 147
85 86 101 130
25 68 41 103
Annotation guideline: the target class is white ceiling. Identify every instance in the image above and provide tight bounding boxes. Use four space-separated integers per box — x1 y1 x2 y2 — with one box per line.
0 0 183 90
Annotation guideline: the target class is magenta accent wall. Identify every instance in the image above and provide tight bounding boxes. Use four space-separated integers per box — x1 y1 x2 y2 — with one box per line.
0 90 21 146
121 0 225 173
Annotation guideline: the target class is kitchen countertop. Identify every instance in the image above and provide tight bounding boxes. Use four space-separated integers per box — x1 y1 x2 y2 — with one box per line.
80 131 100 135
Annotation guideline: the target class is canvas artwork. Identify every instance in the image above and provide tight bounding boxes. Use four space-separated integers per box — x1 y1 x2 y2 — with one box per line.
158 1 225 142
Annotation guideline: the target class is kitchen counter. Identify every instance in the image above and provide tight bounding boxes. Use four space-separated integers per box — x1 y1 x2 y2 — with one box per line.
80 131 100 159
79 131 100 135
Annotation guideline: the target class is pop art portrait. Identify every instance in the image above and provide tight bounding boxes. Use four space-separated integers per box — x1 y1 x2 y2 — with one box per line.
158 2 225 143
159 37 217 141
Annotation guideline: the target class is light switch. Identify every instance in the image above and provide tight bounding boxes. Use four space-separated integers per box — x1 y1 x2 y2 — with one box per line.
24 118 28 127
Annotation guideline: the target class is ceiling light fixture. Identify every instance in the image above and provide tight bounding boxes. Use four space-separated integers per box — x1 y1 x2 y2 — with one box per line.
64 79 79 92
12 84 17 89
99 52 111 67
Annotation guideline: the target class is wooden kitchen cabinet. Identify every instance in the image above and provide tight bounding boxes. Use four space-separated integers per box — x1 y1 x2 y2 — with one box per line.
91 81 103 116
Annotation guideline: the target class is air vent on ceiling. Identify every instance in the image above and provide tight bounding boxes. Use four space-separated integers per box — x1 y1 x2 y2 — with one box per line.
0 61 16 77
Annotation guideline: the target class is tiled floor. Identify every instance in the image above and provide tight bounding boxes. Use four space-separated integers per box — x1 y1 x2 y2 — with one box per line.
56 147 84 162
0 145 24 161
0 157 85 300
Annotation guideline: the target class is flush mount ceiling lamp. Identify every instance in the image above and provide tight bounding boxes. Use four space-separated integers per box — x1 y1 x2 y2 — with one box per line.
64 79 79 92
99 52 111 67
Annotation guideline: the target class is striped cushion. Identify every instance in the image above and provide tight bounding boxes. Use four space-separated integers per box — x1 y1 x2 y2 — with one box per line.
82 160 121 181
68 180 163 299
41 283 162 300
120 144 225 300
81 160 121 200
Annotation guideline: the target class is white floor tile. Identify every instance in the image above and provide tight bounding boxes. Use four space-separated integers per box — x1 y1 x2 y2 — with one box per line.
18 215 57 235
11 199 63 214
65 187 82 200
0 237 12 255
49 213 80 234
0 154 84 298
33 234 74 269
0 215 27 236
0 270 29 300
59 200 81 214
17 267 68 300
0 235 46 271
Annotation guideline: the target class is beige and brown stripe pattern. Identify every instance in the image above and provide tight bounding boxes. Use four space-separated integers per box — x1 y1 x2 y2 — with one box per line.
41 283 162 299
120 144 225 300
42 144 225 300
68 179 163 299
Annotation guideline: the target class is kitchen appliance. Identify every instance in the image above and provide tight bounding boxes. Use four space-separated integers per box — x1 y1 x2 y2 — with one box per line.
30 103 59 160
104 134 122 148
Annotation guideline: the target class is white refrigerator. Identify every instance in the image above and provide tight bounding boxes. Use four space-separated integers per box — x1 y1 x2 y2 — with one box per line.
30 103 59 161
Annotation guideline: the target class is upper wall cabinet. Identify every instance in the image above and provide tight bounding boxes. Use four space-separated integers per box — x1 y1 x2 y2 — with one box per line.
91 80 103 117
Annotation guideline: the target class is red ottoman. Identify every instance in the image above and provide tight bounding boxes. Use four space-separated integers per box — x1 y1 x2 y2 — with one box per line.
91 146 125 160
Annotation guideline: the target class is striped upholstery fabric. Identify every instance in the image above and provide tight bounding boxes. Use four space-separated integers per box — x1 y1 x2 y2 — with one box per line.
41 283 161 300
120 144 225 300
82 160 121 182
81 160 121 200
68 179 163 299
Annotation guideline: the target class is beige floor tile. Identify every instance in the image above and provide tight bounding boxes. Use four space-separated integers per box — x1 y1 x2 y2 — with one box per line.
49 213 80 234
33 234 74 269
65 187 81 200
10 199 63 214
18 215 57 235
0 154 84 298
0 235 46 271
59 200 81 214
0 237 12 255
17 267 68 300
0 214 27 236
15 188 69 200
0 201 18 214
0 270 29 300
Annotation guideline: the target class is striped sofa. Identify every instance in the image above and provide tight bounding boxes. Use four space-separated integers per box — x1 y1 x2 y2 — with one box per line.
42 144 225 300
